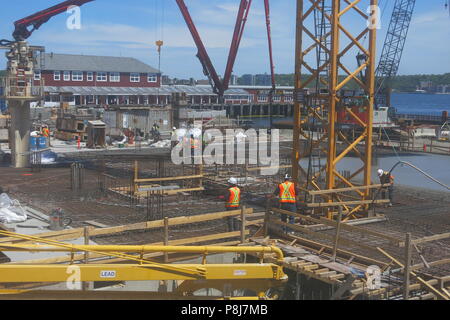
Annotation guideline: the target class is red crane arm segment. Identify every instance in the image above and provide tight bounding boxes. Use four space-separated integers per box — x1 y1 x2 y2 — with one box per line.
223 0 253 91
13 0 94 41
175 0 223 95
264 0 276 91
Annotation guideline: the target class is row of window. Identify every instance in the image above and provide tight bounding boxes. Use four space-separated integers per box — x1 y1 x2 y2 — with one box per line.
257 95 293 102
34 71 158 83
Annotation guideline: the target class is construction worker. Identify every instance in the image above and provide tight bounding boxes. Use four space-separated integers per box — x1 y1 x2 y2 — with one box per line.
225 177 241 231
273 174 297 233
378 169 394 207
41 125 51 147
171 127 177 149
190 134 199 160
150 122 160 142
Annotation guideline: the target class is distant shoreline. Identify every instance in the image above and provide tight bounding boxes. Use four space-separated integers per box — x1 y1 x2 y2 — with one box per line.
394 91 450 95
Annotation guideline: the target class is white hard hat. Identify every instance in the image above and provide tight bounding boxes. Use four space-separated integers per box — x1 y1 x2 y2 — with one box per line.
173 127 176 130
228 177 237 184
285 174 292 180
377 169 384 176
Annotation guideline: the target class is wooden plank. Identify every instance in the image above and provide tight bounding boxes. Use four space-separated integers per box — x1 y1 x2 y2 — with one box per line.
135 187 205 196
269 218 383 255
314 268 330 274
9 230 250 265
256 231 389 268
303 264 319 271
84 221 109 228
0 227 86 244
306 199 390 208
319 271 337 277
246 164 292 172
91 208 253 237
412 232 450 245
292 261 312 267
245 219 264 226
135 175 203 183
0 229 86 245
329 274 346 280
308 184 391 195
279 210 402 245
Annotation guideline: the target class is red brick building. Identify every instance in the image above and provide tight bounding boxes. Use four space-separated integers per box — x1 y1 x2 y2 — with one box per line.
34 53 161 88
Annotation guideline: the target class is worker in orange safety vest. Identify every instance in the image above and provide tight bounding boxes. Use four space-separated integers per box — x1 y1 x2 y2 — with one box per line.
272 174 298 233
190 134 200 161
41 125 51 147
225 177 241 231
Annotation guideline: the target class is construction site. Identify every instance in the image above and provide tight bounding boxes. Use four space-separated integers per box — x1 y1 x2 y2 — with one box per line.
0 0 449 302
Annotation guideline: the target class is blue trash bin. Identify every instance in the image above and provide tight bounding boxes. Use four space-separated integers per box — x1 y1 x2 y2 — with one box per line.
30 136 38 150
38 137 47 149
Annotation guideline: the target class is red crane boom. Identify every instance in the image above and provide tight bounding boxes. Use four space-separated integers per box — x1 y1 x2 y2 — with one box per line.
175 0 254 99
12 0 95 41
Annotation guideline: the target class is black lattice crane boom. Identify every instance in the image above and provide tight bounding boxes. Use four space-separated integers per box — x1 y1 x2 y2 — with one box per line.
375 0 416 108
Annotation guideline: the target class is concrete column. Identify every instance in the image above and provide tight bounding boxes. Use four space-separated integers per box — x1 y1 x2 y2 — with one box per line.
9 100 31 168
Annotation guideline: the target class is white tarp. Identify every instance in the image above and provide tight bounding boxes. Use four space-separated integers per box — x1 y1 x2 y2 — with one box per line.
0 193 27 223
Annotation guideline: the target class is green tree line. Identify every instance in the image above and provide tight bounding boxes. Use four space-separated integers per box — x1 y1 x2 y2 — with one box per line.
271 73 450 92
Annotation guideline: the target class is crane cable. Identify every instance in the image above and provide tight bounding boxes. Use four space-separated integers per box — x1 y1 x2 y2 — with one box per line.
155 0 165 100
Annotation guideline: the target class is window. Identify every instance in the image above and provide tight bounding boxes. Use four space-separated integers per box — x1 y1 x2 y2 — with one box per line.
34 71 41 81
273 96 281 102
97 72 107 82
54 71 61 81
110 72 120 82
63 71 70 81
284 95 293 102
257 95 268 103
87 72 93 81
72 71 83 81
147 74 157 83
130 73 140 83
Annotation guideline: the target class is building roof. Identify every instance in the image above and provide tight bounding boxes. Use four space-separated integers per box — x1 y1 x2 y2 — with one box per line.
36 53 160 74
44 85 250 96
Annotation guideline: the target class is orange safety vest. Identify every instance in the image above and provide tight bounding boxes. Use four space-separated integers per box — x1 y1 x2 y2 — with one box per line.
190 138 199 149
226 187 241 208
279 182 296 203
42 128 49 137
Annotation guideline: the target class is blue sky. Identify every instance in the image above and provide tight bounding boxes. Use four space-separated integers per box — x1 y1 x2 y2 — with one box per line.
0 0 449 78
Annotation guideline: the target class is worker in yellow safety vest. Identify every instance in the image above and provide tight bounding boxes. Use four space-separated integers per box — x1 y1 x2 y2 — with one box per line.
225 177 241 231
272 174 297 233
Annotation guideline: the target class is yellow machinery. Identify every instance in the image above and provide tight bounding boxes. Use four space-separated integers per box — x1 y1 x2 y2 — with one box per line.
0 230 287 299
